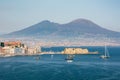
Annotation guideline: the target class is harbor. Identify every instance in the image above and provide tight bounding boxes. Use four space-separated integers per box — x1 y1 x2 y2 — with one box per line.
0 41 100 57
0 46 120 80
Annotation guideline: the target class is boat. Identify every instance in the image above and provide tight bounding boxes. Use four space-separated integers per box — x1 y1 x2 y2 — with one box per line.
65 54 74 62
100 44 110 59
3 54 12 57
51 54 54 59
34 56 40 60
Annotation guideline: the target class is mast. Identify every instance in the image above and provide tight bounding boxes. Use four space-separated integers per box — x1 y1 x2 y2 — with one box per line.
105 44 110 57
105 44 107 56
106 46 110 57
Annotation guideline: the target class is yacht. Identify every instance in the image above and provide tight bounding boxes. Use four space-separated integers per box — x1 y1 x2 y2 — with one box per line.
65 54 74 62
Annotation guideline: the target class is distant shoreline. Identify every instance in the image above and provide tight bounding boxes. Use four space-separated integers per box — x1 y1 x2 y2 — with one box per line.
0 51 100 58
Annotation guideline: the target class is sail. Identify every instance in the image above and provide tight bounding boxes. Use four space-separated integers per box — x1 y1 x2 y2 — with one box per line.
100 44 110 59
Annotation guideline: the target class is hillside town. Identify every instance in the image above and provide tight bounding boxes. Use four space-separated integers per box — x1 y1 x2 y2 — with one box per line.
0 41 41 57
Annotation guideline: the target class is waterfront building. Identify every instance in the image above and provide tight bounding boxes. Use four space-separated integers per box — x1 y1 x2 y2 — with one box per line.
27 48 37 55
9 47 25 55
62 48 89 54
2 46 11 54
0 46 4 55
4 41 22 47
0 41 41 56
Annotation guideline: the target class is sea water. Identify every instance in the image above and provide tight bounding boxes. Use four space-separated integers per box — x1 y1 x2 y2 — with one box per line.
0 46 120 80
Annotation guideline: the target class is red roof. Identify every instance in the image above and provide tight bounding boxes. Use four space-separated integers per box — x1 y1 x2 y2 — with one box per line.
4 41 21 46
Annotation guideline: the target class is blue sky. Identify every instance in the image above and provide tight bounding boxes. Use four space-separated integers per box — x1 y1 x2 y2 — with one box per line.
0 0 120 34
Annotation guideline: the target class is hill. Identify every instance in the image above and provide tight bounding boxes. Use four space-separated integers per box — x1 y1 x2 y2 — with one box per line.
3 19 120 38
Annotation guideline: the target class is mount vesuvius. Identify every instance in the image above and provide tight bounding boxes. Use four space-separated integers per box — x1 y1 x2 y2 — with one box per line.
3 19 120 38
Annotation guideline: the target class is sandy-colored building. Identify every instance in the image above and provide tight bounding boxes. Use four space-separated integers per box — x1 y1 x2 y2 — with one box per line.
27 48 37 55
62 48 89 54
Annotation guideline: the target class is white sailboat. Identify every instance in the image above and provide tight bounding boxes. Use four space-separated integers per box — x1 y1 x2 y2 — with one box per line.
100 44 110 59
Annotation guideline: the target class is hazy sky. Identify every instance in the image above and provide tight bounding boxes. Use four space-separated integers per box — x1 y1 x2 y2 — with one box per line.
0 0 120 34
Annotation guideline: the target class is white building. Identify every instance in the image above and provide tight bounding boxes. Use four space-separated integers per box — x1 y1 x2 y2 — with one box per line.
10 47 25 55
